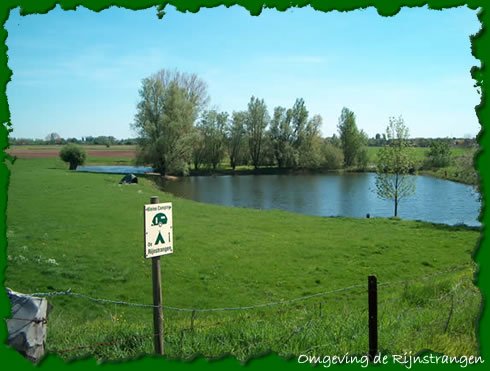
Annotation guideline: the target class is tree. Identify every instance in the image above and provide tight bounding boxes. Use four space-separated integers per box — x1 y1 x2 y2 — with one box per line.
132 69 209 175
290 98 309 149
425 139 452 168
269 106 295 168
337 107 365 167
297 114 324 168
227 111 248 170
59 144 86 170
190 126 206 170
374 116 416 217
356 147 369 170
321 140 344 169
355 130 369 170
83 136 95 144
199 109 228 169
260 133 276 167
268 99 325 169
328 134 341 148
45 132 62 144
245 96 269 169
93 135 116 147
150 69 209 112
455 148 479 187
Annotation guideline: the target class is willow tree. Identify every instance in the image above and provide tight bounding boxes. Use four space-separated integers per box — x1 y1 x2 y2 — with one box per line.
227 111 248 170
245 96 269 169
269 106 294 168
199 109 228 169
132 69 209 175
337 107 366 167
374 116 416 217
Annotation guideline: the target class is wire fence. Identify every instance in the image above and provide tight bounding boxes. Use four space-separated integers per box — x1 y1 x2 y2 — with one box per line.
9 264 479 360
27 264 470 313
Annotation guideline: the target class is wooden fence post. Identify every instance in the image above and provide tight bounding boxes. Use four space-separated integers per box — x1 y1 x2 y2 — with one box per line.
151 196 164 355
190 310 196 332
368 275 378 362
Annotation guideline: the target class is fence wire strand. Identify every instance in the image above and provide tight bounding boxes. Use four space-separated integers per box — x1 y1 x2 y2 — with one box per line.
27 264 472 313
29 283 367 312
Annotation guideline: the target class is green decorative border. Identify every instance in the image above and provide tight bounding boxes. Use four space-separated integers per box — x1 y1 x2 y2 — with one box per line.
0 0 487 369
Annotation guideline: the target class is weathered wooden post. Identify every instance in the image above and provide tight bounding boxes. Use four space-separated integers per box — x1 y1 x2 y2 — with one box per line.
150 196 164 355
144 196 174 356
368 275 378 362
190 310 196 332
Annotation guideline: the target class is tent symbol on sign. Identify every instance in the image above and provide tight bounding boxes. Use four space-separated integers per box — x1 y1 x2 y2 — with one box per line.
152 213 168 227
155 231 165 245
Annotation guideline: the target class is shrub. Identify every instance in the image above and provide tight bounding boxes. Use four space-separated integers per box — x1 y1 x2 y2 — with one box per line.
424 139 452 168
322 142 344 170
59 144 86 170
355 147 369 170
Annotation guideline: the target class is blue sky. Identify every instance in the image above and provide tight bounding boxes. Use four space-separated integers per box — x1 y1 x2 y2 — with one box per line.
5 5 481 140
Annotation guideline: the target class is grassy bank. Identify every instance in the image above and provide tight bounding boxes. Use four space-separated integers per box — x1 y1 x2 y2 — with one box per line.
5 157 481 361
366 146 478 185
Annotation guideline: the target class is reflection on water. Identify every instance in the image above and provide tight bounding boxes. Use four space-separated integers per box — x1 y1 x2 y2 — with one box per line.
158 173 481 227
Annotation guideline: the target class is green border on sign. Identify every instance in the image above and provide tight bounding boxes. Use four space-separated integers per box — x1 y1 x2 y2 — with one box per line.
0 0 487 370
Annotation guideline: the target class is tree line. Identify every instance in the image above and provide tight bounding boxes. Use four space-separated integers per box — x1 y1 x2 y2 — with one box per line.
10 132 475 150
132 69 387 175
10 134 138 146
132 69 475 177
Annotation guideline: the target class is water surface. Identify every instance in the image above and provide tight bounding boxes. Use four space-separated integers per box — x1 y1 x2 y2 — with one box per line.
158 173 480 227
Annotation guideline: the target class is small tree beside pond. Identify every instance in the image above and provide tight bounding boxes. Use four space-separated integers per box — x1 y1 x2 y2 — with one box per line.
374 116 416 217
59 144 86 170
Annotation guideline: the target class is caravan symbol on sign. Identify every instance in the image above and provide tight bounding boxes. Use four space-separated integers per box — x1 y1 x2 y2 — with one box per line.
144 202 173 258
152 213 168 227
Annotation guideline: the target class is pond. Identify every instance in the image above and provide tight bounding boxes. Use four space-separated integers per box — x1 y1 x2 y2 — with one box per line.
157 173 481 227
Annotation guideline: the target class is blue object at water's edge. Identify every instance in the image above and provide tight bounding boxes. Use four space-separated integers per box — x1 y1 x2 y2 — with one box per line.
76 165 154 174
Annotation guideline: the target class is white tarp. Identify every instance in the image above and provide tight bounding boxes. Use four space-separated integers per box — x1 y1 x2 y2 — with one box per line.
6 288 49 363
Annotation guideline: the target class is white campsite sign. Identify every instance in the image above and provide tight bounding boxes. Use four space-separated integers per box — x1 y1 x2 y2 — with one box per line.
144 202 173 258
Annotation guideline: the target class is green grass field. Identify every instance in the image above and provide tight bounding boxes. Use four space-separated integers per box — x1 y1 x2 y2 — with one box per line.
366 146 478 185
5 156 481 362
365 146 473 164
